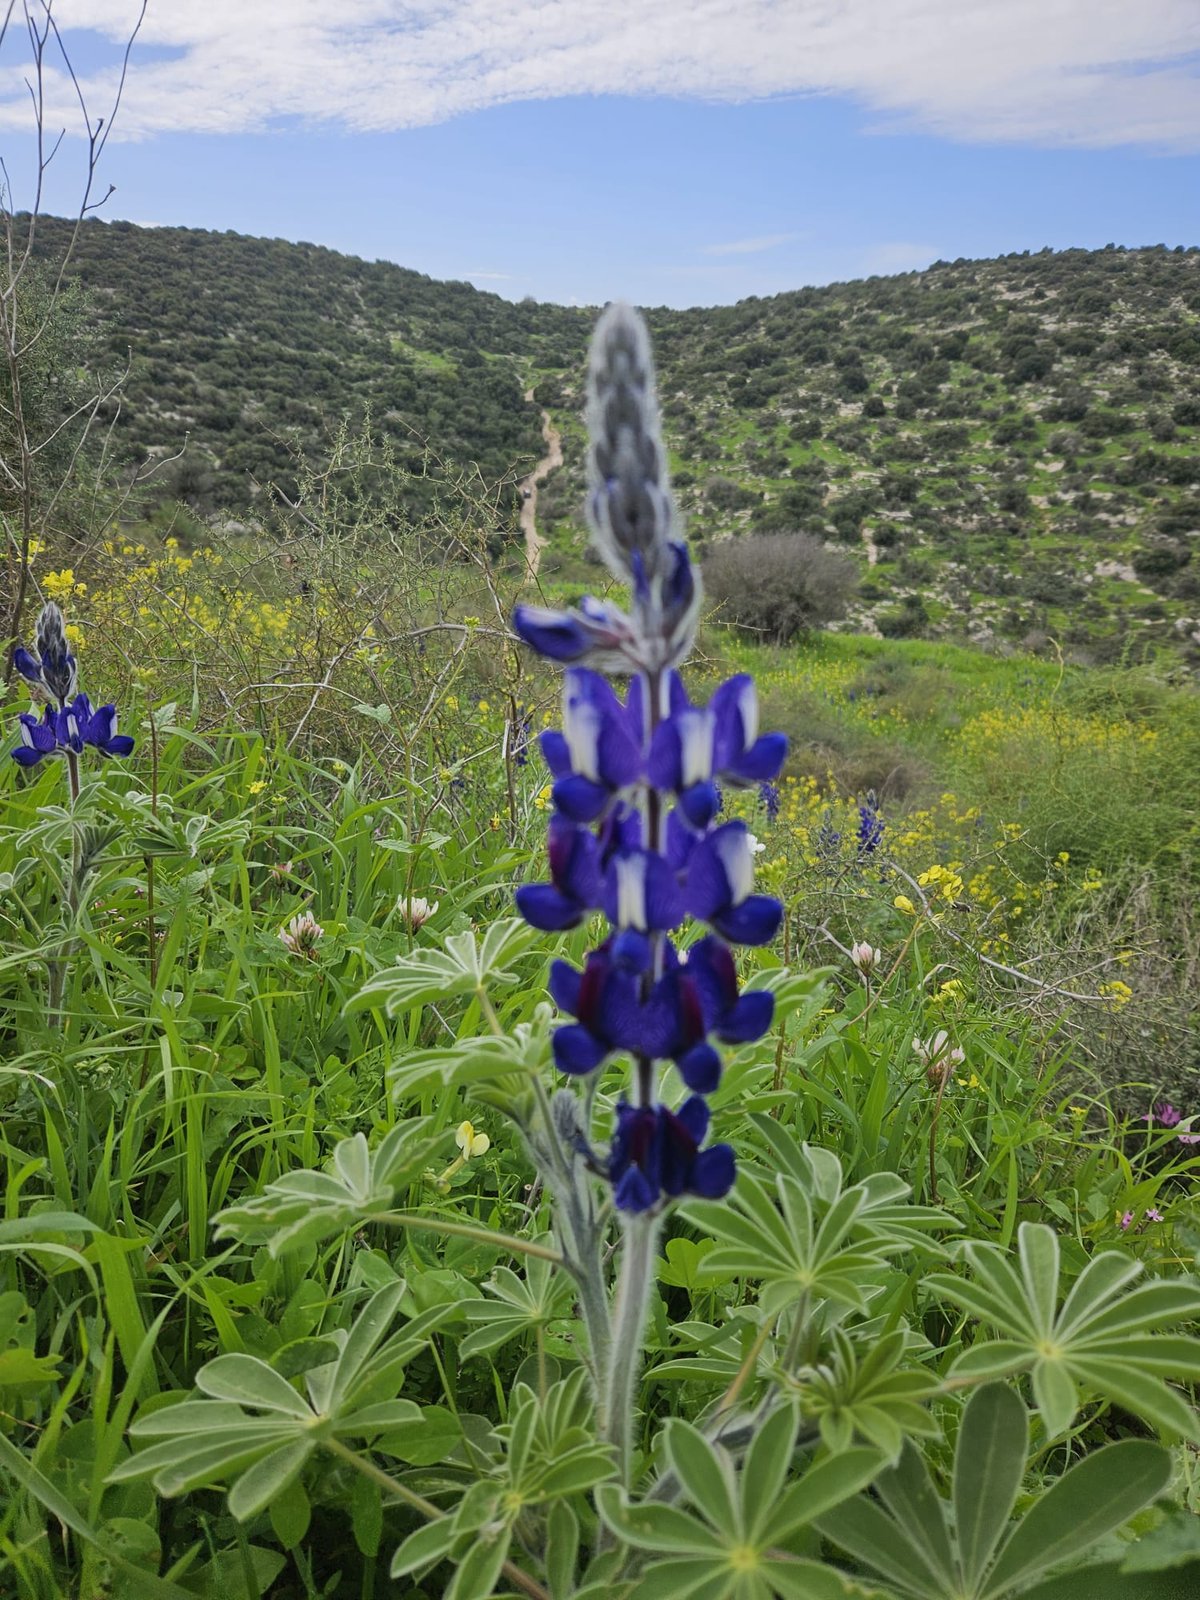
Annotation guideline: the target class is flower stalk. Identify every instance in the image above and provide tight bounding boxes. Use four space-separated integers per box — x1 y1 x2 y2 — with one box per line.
509 304 788 1468
10 602 135 1020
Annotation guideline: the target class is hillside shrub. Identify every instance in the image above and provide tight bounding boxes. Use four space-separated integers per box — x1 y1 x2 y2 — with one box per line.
703 531 858 642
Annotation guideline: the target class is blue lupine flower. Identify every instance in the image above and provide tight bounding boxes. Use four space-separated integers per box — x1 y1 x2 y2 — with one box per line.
11 693 134 768
681 821 783 946
515 814 605 931
12 705 64 767
512 594 640 669
857 791 884 854
548 940 721 1092
648 672 787 830
14 603 77 704
70 694 135 760
759 781 780 821
511 304 789 1215
682 936 775 1047
539 669 642 822
602 848 685 939
511 551 700 678
815 814 842 861
609 1097 735 1213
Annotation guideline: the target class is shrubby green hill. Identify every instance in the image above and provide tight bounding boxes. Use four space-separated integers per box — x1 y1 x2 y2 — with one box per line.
39 216 1200 663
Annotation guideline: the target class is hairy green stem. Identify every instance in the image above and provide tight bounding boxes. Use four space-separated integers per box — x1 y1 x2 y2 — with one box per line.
47 748 82 1022
603 1211 662 1485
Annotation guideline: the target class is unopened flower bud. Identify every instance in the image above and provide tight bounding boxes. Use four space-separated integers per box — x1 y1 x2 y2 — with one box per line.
850 941 881 976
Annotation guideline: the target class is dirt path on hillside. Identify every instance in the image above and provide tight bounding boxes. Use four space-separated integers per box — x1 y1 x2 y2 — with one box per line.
862 526 880 566
518 386 563 580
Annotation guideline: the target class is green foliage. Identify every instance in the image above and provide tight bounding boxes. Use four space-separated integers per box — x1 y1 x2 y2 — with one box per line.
931 1221 1200 1441
597 1406 889 1599
815 1383 1175 1600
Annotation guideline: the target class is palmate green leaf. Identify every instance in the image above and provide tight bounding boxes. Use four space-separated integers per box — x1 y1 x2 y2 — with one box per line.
816 1384 1174 1600
688 1140 947 1324
460 1254 574 1359
800 1329 941 1459
604 1410 884 1598
981 1440 1172 1599
347 916 537 1014
113 1285 422 1522
931 1221 1200 1441
953 1383 1028 1593
386 1008 552 1099
213 1119 437 1255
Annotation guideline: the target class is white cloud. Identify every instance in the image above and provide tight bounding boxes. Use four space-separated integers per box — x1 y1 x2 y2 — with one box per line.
703 233 797 256
1 1 1199 150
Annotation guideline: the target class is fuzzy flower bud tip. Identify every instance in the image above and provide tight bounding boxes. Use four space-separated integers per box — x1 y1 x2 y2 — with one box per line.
586 303 676 589
13 601 79 705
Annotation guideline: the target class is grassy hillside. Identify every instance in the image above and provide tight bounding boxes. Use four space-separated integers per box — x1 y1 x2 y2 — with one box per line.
35 218 1200 664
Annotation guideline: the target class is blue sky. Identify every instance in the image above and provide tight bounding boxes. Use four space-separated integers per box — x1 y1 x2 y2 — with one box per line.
1 1 1198 308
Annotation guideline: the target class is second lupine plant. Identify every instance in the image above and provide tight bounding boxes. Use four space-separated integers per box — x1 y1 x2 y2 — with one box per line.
9 601 135 1012
512 303 786 1465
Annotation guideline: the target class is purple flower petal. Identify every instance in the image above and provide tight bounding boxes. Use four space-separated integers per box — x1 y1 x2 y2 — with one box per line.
717 989 775 1043
677 1042 722 1093
726 733 788 784
513 604 594 661
552 774 609 822
515 883 585 931
690 1144 736 1199
712 896 784 947
552 1025 608 1075
548 959 582 1014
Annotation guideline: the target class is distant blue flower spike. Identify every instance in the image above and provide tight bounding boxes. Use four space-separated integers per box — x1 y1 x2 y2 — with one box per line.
857 790 885 854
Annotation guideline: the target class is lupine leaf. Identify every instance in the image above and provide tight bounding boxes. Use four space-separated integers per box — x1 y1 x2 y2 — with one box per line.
347 917 536 1013
661 1420 740 1538
982 1440 1172 1598
228 1438 314 1521
595 1486 721 1555
953 1384 1028 1591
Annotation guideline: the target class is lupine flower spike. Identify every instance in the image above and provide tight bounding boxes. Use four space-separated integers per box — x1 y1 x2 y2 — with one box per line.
512 302 787 1215
10 603 134 769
